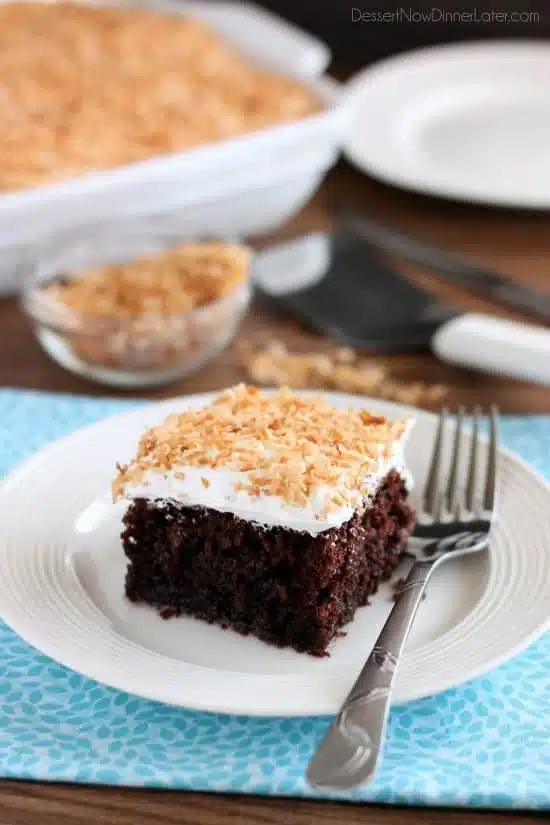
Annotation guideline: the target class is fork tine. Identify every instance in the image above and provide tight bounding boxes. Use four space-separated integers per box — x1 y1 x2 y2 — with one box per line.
424 408 447 515
484 405 499 511
465 407 481 511
446 407 464 513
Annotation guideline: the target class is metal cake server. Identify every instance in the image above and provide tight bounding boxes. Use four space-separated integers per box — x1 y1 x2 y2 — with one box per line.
306 406 499 791
253 229 550 385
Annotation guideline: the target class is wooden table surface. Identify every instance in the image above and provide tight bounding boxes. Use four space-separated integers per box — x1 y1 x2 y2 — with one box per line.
1 165 549 824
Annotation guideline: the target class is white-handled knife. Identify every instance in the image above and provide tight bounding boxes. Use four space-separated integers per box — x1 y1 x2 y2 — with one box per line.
253 232 550 387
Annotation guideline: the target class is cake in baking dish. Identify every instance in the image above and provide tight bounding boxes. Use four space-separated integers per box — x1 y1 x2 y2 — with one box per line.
0 2 318 192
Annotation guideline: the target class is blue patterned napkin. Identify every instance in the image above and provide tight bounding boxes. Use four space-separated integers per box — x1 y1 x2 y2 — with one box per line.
0 389 549 809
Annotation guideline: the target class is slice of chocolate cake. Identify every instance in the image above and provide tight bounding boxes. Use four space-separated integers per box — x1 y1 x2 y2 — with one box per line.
113 385 415 657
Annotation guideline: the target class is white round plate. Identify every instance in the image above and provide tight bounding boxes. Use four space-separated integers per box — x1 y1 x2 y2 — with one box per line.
0 392 549 716
344 41 550 209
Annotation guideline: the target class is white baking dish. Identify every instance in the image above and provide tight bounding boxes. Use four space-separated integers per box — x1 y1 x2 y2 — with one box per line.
0 0 350 295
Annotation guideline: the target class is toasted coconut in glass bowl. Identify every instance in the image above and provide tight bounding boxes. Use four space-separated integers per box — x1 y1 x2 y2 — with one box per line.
20 225 252 387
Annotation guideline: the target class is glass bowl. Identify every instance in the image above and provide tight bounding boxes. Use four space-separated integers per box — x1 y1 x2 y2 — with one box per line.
20 224 252 388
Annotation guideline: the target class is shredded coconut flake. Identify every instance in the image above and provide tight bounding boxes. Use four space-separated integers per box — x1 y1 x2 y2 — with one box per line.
43 243 251 318
112 384 410 511
0 2 318 193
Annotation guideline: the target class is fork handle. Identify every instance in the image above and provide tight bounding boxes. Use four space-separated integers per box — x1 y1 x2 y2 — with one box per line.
306 560 433 791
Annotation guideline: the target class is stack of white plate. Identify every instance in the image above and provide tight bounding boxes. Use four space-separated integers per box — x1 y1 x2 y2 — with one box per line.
343 40 550 210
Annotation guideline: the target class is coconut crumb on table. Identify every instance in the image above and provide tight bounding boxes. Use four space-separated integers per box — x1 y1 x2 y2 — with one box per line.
241 341 448 406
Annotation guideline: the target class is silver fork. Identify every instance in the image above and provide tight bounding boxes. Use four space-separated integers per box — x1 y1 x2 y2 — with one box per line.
306 406 499 792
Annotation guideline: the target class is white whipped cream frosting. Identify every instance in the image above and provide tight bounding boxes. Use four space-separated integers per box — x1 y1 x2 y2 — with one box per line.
120 419 414 536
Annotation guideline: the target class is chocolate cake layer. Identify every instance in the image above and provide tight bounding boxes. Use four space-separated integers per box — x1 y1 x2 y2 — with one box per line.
122 469 415 657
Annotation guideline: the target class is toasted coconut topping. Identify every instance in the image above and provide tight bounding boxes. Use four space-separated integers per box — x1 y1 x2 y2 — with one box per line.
0 2 318 192
113 384 410 512
42 243 251 318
